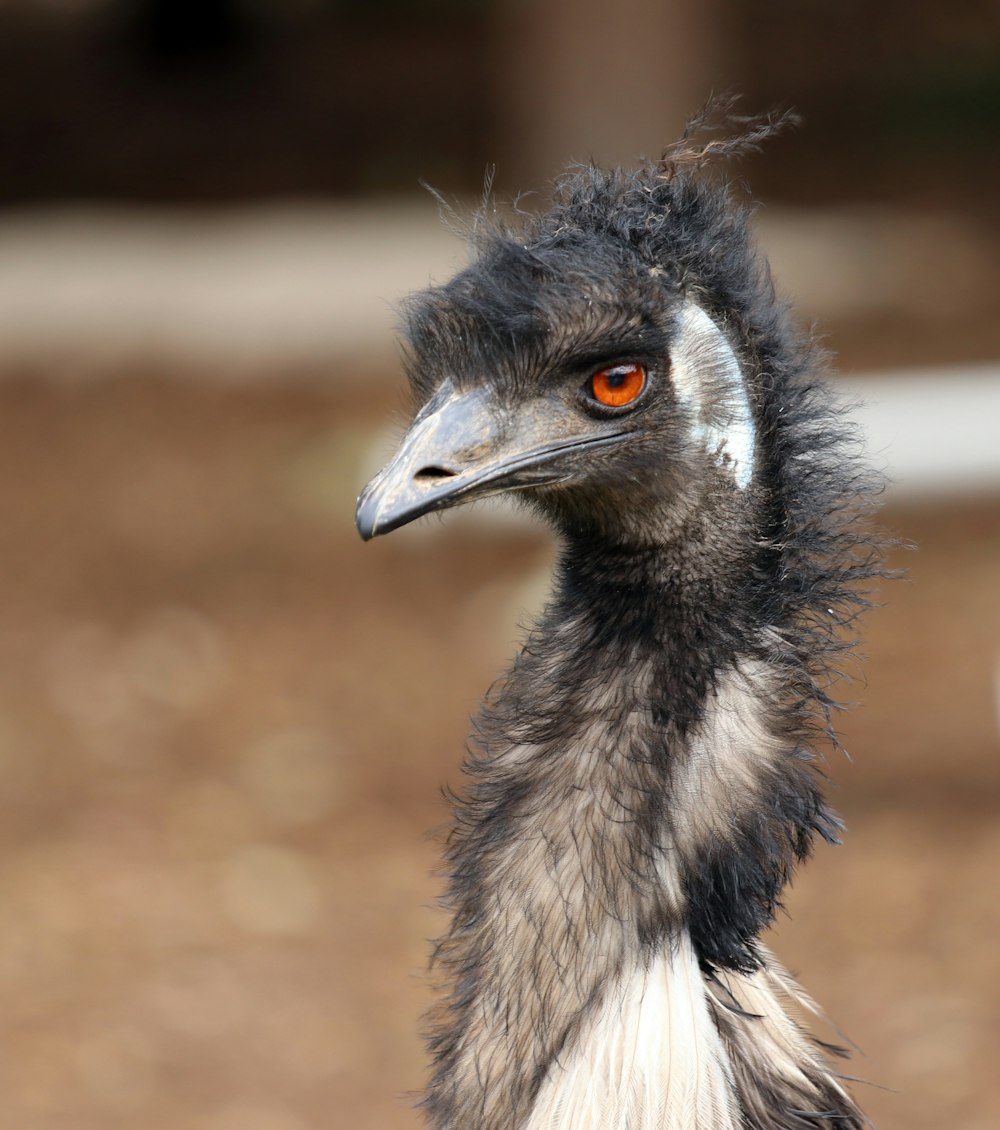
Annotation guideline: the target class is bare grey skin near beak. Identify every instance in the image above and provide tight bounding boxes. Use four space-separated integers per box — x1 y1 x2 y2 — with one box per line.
355 382 628 541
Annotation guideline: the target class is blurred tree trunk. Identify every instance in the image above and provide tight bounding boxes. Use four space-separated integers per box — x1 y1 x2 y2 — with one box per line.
492 0 724 192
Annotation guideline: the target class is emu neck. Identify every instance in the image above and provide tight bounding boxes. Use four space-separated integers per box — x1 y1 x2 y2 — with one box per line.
555 516 763 717
425 523 852 1129
432 558 741 1113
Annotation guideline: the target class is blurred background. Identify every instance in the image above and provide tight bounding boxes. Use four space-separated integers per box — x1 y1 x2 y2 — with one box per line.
0 1 997 1128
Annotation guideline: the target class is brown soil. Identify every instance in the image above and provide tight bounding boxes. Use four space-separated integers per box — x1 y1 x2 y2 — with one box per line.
0 375 996 1130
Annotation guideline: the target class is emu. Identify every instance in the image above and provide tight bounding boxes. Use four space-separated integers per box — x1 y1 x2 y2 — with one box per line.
356 110 880 1130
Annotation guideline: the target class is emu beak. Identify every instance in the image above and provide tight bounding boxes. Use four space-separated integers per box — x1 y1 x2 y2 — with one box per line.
355 383 626 540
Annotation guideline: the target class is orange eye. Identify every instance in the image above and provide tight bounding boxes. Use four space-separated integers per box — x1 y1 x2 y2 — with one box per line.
588 363 647 409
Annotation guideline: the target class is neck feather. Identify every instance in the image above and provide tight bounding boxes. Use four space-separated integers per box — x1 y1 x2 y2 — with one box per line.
424 552 861 1130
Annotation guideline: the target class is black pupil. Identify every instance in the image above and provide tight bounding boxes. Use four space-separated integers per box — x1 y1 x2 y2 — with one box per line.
605 368 628 388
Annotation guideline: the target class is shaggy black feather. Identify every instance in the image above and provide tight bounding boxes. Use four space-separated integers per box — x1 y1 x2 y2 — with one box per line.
368 102 885 1130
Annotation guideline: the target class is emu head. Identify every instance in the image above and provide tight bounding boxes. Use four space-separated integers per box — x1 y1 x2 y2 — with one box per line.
357 161 781 550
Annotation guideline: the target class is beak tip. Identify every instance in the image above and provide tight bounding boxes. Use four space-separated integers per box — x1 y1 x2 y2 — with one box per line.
355 489 382 541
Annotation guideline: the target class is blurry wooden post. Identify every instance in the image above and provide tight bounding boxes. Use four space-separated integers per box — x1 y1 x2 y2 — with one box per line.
493 0 722 192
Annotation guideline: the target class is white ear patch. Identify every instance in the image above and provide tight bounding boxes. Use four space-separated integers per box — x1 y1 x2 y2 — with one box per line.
670 304 756 489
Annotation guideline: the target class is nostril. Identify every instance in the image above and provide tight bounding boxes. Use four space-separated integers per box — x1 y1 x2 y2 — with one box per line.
415 465 458 482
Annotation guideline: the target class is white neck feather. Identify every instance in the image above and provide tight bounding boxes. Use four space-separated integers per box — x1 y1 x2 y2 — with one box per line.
523 932 740 1130
522 936 853 1130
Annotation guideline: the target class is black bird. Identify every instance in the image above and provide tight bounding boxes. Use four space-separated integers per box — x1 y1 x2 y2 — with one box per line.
357 108 881 1130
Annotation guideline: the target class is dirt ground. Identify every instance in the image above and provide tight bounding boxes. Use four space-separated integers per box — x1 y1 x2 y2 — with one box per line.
0 373 997 1130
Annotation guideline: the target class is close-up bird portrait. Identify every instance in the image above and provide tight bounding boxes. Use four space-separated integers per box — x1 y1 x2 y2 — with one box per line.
357 107 883 1130
0 5 998 1130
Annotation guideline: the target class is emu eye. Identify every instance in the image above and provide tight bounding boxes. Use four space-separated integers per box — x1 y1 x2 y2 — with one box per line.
585 363 647 411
